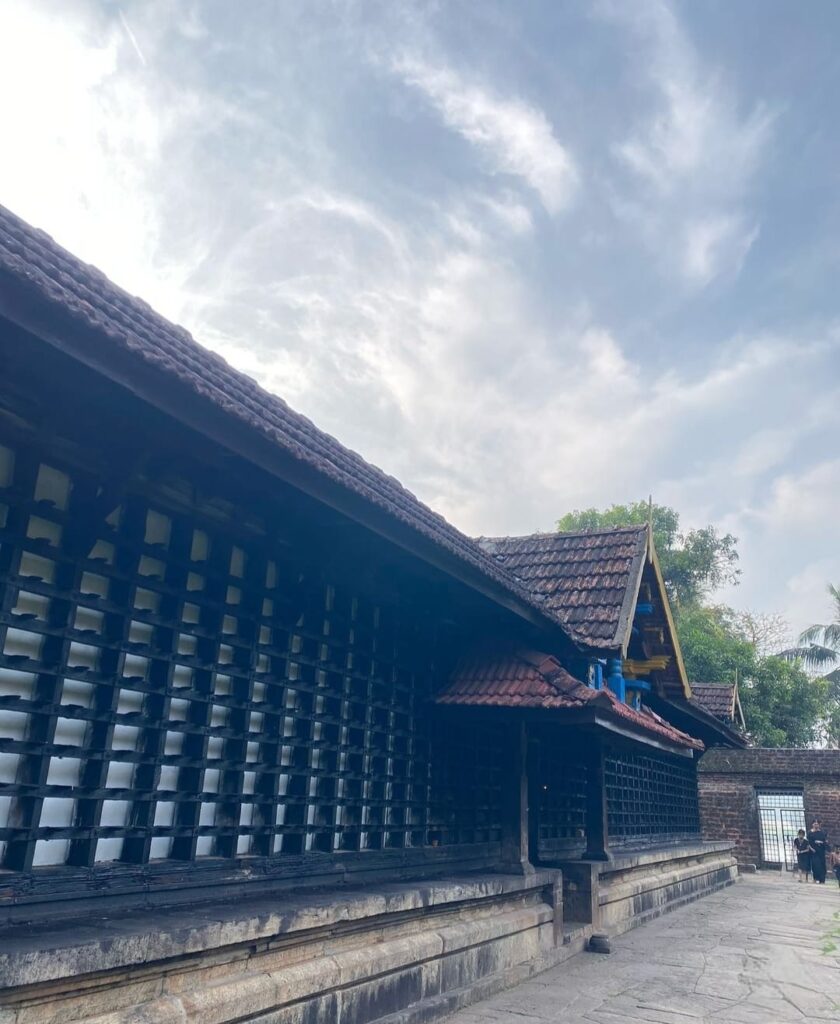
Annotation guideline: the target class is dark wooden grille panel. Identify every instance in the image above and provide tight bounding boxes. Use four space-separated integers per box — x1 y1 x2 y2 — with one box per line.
428 717 503 846
535 742 587 844
605 747 699 844
0 436 454 871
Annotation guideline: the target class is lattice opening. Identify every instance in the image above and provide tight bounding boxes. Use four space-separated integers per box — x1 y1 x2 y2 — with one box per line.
427 718 503 846
0 436 466 874
605 746 699 843
535 740 587 852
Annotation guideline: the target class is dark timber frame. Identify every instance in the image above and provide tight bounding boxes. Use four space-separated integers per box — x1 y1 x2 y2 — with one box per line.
0 334 527 908
0 246 704 915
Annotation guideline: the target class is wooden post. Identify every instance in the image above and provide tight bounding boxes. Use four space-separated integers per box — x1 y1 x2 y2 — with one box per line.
527 733 541 866
500 719 532 873
583 736 611 861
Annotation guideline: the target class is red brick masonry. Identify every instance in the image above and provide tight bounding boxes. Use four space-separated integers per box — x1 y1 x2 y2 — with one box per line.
698 748 840 866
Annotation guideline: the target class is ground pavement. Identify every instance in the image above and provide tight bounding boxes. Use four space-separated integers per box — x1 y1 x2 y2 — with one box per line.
445 873 840 1023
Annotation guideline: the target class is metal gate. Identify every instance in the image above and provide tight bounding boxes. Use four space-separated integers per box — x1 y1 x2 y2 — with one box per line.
757 791 806 869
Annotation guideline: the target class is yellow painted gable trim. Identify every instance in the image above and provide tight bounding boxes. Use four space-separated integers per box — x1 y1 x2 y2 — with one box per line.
646 525 691 699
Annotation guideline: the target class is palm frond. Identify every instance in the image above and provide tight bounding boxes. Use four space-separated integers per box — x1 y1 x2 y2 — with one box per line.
799 623 829 645
824 668 840 699
821 623 840 648
780 643 840 669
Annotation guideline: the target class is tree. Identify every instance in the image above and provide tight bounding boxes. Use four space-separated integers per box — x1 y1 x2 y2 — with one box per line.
739 658 829 749
781 583 840 746
783 583 840 673
556 501 740 609
676 605 754 684
732 610 791 657
677 604 829 747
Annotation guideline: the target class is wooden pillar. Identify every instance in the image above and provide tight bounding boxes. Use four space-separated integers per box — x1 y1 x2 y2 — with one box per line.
500 719 532 873
527 734 541 866
583 735 611 861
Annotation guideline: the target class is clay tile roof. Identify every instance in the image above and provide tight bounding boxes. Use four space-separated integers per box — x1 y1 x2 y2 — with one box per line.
0 204 560 633
437 650 599 709
436 650 702 750
689 683 736 721
478 527 648 649
605 695 703 750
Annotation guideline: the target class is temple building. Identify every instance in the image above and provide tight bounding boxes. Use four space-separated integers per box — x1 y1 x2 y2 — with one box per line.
689 681 746 732
0 205 738 1024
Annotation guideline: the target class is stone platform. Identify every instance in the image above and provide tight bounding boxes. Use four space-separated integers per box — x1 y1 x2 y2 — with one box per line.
445 871 840 1023
0 843 740 1023
0 871 587 1024
559 840 737 934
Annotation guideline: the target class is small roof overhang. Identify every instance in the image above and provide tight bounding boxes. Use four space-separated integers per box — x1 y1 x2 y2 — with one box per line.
436 649 703 757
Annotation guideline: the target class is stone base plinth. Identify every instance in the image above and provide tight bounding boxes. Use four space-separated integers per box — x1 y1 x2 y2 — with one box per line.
598 841 738 934
557 840 737 936
0 871 587 1024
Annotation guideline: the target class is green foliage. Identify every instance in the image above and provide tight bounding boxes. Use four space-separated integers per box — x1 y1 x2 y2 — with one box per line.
556 500 740 608
784 583 840 672
740 657 829 748
556 500 679 543
782 584 840 746
676 605 754 683
676 604 829 747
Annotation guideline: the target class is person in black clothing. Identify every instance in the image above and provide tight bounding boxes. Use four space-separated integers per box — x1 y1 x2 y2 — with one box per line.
808 820 828 884
830 845 840 889
793 829 812 882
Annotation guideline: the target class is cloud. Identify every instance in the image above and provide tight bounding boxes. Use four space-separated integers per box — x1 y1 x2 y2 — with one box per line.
0 0 223 322
3 0 837 641
717 459 840 635
602 0 773 285
760 459 840 532
785 561 840 635
390 54 578 214
682 216 760 285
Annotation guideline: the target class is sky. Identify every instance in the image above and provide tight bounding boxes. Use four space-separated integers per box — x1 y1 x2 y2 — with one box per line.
1 0 839 639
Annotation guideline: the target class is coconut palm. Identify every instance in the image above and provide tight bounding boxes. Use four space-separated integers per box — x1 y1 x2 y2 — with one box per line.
784 583 840 684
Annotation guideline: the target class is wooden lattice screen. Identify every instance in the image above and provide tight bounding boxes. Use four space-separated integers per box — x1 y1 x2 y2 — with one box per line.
605 746 700 844
0 434 502 876
534 738 588 851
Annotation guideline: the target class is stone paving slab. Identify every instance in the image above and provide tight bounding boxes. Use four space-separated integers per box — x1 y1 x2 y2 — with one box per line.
444 874 840 1023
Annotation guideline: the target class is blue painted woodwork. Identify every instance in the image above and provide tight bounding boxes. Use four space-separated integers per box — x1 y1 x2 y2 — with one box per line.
606 657 625 702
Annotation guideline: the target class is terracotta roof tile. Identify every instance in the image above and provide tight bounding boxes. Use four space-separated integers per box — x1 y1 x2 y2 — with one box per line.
689 683 736 720
605 694 702 750
478 528 648 649
437 650 596 709
437 650 702 750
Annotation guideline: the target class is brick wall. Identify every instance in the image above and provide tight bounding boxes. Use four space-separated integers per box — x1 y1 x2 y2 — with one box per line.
698 749 840 866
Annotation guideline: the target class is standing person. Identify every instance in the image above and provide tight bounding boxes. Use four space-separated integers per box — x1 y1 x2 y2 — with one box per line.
793 829 812 882
829 845 840 890
808 820 828 884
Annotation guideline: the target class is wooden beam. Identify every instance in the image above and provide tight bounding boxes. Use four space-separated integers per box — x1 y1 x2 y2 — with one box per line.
0 307 576 650
583 738 610 861
499 720 532 874
623 655 671 678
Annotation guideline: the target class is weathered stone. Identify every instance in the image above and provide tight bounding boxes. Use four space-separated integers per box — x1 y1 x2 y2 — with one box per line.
67 997 187 1024
0 873 571 1024
178 972 277 1024
269 956 340 1005
15 978 164 1024
445 874 840 1024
